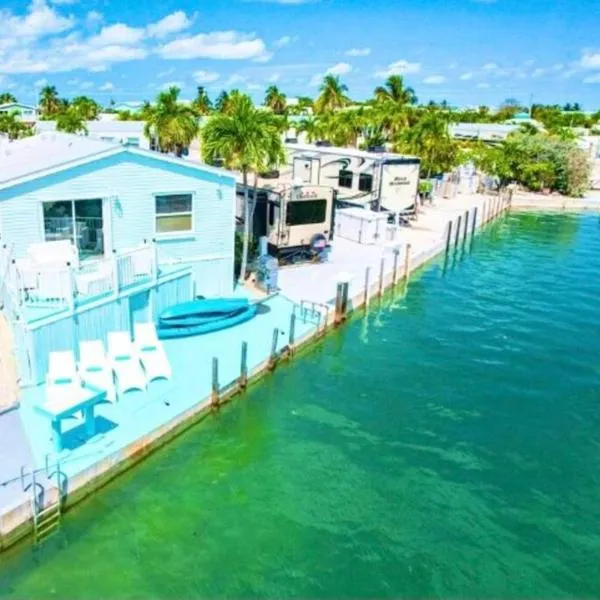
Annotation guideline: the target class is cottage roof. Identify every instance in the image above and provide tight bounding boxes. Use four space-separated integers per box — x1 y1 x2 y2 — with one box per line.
0 132 234 191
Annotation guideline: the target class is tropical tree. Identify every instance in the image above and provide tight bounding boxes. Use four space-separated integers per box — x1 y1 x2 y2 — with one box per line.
71 96 101 120
0 92 17 105
264 85 287 114
374 75 417 106
297 115 325 142
396 108 460 176
39 85 61 118
314 75 351 113
56 108 88 135
143 86 199 156
0 111 32 140
215 90 231 113
192 86 212 116
201 92 285 282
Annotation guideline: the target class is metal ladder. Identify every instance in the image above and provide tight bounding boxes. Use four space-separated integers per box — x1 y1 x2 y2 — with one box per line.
22 457 63 546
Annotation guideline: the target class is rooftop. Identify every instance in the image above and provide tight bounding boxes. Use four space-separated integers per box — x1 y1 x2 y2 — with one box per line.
36 120 146 134
285 142 418 162
0 132 235 189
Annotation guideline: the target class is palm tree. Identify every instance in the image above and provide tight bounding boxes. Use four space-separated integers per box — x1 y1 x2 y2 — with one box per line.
39 85 61 118
0 111 32 140
314 75 350 113
192 86 212 116
71 96 101 120
215 90 231 113
201 93 285 282
0 92 17 105
56 108 88 135
143 86 199 156
374 75 417 106
297 116 324 142
264 85 287 114
396 108 459 177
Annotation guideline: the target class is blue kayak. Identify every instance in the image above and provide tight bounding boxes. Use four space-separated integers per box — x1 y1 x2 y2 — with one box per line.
159 298 249 324
157 304 257 339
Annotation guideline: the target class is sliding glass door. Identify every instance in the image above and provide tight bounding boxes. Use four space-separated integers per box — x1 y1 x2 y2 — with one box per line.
43 199 105 258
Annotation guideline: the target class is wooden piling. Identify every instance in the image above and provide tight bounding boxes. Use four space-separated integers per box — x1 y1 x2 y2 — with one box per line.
392 248 399 286
445 220 452 254
404 243 412 283
268 328 279 370
334 280 349 325
471 206 478 239
211 357 219 408
238 342 248 390
462 211 469 245
364 267 371 308
378 257 385 297
288 312 296 348
454 215 462 247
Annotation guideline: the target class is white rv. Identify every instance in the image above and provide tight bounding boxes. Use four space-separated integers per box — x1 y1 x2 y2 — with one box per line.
236 182 335 263
286 143 421 213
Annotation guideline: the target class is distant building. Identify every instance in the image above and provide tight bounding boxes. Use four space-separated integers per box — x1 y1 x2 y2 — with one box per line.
0 103 38 123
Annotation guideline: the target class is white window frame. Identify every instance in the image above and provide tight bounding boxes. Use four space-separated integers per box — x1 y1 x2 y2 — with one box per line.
154 192 195 238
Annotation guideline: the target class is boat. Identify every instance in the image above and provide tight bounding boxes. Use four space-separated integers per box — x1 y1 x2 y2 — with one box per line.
157 297 258 339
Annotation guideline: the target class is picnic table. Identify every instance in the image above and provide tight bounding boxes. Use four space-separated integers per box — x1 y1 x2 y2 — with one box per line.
35 385 107 452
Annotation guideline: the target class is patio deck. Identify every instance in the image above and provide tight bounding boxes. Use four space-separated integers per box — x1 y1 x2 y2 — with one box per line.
0 292 318 514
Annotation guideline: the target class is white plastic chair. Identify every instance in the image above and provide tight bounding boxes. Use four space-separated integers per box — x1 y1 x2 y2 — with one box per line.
46 350 82 406
79 340 117 403
107 331 147 396
133 322 172 382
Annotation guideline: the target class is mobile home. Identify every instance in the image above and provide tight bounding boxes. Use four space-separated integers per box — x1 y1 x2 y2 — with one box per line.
0 133 236 385
286 143 420 213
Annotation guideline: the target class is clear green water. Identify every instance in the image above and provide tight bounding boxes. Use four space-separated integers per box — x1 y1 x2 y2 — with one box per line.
2 212 600 598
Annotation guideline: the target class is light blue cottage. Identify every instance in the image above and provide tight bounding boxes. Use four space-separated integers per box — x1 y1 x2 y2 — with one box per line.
0 133 236 387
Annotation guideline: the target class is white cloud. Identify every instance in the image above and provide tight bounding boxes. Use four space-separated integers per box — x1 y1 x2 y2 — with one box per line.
34 78 48 87
50 0 77 5
79 81 94 89
0 0 74 39
523 59 535 67
459 72 473 80
580 51 600 69
158 67 175 78
226 74 246 86
246 82 262 90
157 31 268 60
532 68 546 78
326 62 352 76
476 82 491 88
423 75 445 84
374 59 421 78
482 62 498 70
345 47 370 57
193 70 220 83
99 81 114 91
309 74 322 87
90 23 145 46
85 10 103 26
267 73 280 83
147 11 193 39
274 35 297 48
583 73 600 84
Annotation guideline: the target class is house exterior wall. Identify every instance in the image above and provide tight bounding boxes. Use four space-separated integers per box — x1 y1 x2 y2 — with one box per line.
0 152 236 298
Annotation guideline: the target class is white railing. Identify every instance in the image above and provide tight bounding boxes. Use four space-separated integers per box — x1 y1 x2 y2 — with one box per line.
116 244 156 290
7 241 157 314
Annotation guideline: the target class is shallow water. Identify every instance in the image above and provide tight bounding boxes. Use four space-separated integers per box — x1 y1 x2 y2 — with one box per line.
1 212 600 598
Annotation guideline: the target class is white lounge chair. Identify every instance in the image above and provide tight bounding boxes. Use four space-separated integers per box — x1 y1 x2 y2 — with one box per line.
79 340 117 403
133 322 172 382
46 350 82 406
107 331 147 396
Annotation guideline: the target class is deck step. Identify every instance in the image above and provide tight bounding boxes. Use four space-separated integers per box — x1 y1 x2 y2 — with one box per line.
32 500 62 546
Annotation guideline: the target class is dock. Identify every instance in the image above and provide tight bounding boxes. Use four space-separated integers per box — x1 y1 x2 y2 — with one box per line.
0 191 511 551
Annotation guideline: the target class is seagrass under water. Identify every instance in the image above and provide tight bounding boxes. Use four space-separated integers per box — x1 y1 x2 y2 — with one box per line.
1 212 600 598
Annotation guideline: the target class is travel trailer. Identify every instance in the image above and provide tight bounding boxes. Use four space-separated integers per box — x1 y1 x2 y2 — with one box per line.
286 143 421 213
236 183 335 263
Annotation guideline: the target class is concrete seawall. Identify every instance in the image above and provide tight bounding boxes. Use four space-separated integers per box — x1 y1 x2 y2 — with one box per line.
0 193 512 553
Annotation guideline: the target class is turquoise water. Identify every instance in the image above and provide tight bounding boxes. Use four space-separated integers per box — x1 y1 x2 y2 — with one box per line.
1 212 600 598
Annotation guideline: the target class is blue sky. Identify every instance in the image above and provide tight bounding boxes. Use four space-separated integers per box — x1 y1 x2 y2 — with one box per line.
0 0 599 109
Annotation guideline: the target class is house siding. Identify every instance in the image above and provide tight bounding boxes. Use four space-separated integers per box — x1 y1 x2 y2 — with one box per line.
0 152 235 297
